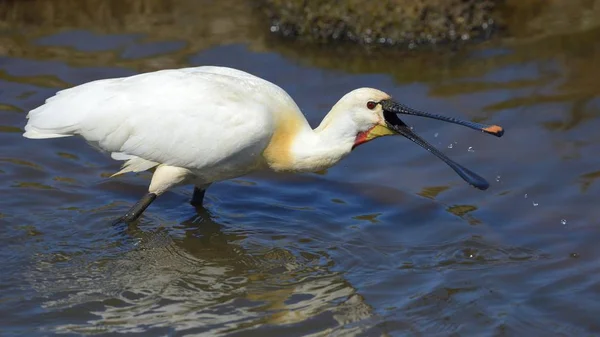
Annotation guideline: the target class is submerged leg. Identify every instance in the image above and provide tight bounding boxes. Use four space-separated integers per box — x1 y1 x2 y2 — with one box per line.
113 193 157 224
190 183 211 207
190 188 206 207
113 165 193 224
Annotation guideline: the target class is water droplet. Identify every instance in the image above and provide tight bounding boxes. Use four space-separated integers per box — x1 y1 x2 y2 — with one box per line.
448 143 453 149
533 201 539 206
468 146 474 152
434 132 439 138
561 219 567 225
495 175 501 182
524 193 528 199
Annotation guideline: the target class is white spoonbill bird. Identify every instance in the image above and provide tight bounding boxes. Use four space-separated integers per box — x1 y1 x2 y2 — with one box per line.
23 66 504 223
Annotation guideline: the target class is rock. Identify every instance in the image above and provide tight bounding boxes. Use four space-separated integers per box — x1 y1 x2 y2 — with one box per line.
259 0 500 47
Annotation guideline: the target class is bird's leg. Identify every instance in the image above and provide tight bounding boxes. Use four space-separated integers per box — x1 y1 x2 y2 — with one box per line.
190 183 211 207
113 165 193 225
113 193 157 224
190 187 206 207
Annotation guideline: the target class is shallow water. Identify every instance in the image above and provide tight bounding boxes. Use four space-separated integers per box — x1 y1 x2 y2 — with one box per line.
2 1 600 336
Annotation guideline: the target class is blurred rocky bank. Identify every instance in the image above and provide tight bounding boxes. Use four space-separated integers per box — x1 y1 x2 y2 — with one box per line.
259 0 600 47
0 0 599 50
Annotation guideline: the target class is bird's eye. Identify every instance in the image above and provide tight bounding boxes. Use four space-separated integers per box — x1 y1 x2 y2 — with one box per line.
366 101 377 110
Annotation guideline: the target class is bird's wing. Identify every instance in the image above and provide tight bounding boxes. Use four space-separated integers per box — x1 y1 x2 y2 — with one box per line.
24 67 294 170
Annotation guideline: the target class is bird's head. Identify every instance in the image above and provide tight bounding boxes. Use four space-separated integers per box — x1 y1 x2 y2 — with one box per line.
331 88 504 190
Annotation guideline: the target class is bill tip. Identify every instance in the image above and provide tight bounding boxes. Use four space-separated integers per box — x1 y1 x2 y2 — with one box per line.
483 125 504 137
475 182 489 190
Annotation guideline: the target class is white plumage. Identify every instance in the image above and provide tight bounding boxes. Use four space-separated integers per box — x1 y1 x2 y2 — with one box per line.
24 66 503 222
26 67 295 177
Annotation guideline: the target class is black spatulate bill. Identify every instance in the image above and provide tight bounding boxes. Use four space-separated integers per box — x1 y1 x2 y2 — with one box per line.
380 99 504 138
382 109 491 190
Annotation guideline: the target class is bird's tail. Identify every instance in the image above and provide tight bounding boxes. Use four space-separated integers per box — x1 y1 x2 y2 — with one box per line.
23 125 72 139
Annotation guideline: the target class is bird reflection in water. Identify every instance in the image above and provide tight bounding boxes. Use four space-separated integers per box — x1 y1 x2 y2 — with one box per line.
28 207 375 335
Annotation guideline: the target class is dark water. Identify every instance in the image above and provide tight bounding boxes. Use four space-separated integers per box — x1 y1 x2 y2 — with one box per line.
2 1 600 336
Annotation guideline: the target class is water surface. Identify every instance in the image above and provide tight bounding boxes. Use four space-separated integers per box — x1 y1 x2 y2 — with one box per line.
1 1 600 336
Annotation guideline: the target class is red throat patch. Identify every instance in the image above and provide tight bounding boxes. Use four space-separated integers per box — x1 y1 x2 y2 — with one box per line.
352 126 375 149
